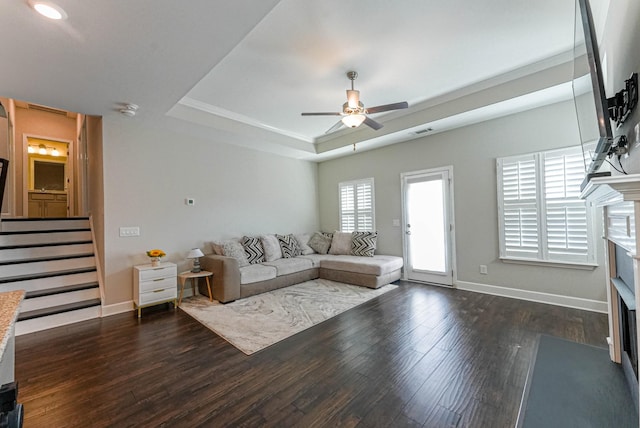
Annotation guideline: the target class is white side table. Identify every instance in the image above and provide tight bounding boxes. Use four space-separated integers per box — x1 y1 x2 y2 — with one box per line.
133 262 177 318
178 270 213 305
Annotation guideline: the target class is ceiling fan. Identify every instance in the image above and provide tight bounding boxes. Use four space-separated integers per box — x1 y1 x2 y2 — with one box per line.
301 71 409 134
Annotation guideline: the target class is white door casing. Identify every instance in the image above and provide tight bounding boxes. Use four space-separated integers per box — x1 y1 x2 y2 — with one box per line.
401 166 455 286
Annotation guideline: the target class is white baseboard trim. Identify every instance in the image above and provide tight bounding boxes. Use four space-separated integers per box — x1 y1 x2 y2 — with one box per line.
101 300 133 317
455 280 607 313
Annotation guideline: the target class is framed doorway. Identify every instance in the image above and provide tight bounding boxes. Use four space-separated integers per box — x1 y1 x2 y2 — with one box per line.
401 166 455 286
22 135 74 218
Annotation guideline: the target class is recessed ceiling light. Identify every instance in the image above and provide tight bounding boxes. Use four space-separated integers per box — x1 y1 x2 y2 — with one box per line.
28 1 68 20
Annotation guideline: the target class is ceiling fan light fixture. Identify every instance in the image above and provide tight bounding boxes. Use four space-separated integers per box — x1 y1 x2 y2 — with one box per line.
342 114 366 128
346 90 360 109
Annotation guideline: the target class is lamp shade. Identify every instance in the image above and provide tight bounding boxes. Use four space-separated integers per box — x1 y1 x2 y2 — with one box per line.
187 248 204 259
342 114 366 128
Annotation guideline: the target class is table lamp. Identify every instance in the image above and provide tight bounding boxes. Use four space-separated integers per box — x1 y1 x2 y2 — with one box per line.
187 248 204 273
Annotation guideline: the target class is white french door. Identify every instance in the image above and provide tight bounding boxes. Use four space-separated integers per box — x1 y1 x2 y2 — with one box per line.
401 167 454 285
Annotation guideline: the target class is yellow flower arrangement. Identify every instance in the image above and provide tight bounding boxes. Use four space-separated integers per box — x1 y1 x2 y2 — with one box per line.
146 249 166 258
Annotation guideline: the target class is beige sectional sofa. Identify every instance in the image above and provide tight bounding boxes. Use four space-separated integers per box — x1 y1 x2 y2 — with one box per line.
199 232 403 303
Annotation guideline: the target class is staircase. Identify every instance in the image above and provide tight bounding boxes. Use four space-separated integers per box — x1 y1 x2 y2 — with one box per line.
0 217 102 335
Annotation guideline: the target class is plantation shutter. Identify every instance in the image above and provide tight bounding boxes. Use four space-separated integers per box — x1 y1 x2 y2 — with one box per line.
498 154 540 259
497 146 594 265
339 178 374 232
543 148 590 263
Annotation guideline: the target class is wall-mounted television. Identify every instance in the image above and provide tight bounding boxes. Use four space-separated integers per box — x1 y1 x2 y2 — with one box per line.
572 0 613 176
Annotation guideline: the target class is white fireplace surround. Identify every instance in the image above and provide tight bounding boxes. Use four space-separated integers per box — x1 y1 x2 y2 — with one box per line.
582 173 640 412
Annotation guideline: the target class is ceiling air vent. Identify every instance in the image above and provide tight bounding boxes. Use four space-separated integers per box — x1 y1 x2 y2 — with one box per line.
413 127 433 135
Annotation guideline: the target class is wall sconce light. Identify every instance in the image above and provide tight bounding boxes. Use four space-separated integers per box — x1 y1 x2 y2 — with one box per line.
28 144 62 156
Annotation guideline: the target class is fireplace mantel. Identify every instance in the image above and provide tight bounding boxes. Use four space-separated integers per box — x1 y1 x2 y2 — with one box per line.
582 173 640 413
582 173 640 203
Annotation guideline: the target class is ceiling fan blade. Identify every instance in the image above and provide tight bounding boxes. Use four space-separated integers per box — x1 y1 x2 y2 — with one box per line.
325 120 345 134
301 112 342 116
365 101 409 114
363 116 383 130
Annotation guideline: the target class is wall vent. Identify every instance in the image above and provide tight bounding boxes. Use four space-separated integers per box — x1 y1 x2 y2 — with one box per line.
414 127 434 135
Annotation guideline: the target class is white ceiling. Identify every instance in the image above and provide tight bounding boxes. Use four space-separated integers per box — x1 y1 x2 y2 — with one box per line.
0 0 578 161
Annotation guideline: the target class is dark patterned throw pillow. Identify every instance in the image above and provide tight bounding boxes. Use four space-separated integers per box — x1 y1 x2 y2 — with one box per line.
242 236 265 264
351 231 377 257
276 234 302 258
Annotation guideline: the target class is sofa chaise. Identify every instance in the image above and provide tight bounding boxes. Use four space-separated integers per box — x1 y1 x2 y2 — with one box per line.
199 231 403 303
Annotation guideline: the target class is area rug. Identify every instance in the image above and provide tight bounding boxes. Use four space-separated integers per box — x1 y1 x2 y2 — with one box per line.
517 334 638 428
179 279 397 355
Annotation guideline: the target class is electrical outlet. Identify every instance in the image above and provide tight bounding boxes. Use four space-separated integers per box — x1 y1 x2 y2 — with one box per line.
119 226 140 237
479 265 488 275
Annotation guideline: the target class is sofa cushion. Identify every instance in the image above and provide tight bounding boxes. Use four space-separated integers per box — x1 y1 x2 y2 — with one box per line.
239 264 277 284
297 254 335 268
329 231 352 255
276 234 302 258
351 231 377 257
260 234 282 262
222 240 249 267
294 233 314 255
308 232 332 254
320 255 403 276
211 238 240 256
242 236 265 264
263 257 313 276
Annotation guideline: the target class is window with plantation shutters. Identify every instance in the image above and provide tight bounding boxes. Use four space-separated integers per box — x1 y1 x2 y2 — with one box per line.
339 178 375 232
497 146 595 266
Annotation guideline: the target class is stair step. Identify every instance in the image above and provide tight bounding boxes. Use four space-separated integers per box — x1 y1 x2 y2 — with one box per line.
0 266 97 284
26 281 99 298
0 255 95 278
0 270 98 294
16 305 101 336
0 252 94 266
0 230 92 247
21 287 101 312
1 218 90 232
0 243 94 263
18 298 102 322
0 240 94 251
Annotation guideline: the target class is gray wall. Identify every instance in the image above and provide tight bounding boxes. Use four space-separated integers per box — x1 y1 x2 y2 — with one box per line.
596 0 640 172
318 100 606 302
100 117 319 306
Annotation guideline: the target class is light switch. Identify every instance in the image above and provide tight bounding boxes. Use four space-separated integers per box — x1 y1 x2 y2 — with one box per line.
185 198 195 206
120 226 140 237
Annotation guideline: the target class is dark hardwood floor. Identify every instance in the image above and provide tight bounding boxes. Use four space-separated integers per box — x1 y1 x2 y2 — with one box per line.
15 281 608 427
